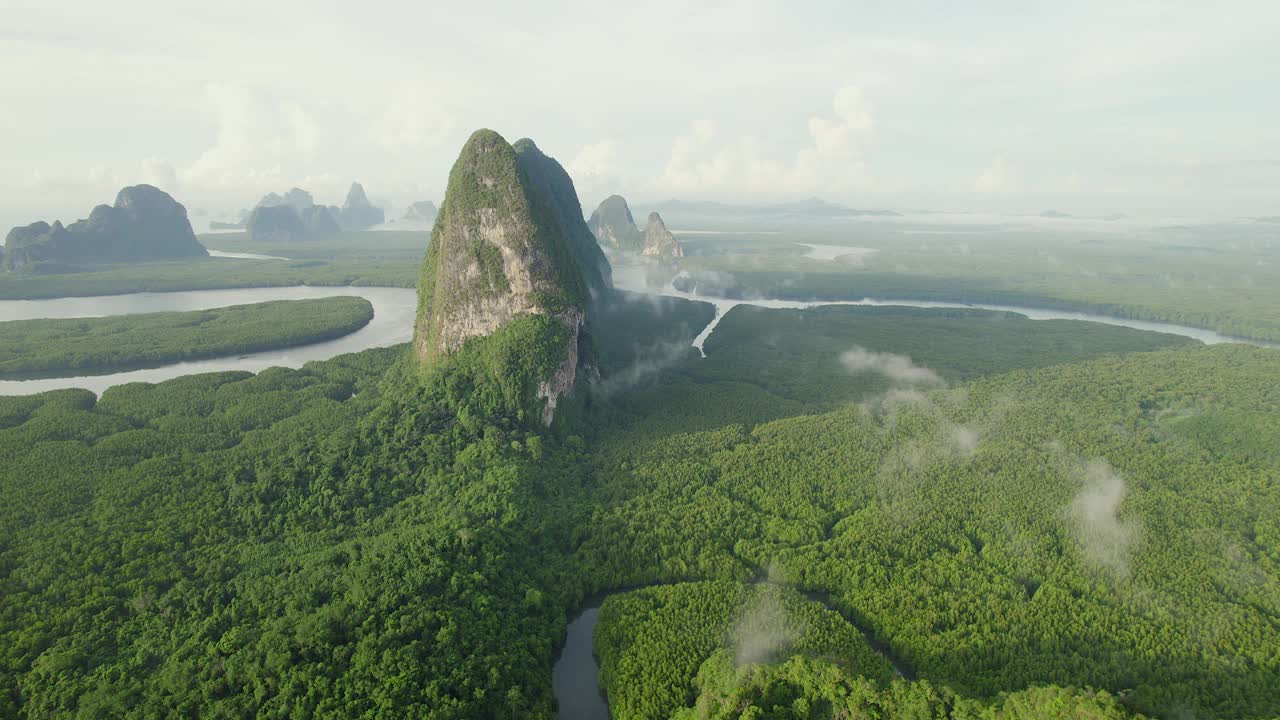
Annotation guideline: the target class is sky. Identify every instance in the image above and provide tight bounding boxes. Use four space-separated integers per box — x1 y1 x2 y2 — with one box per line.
3 0 1279 230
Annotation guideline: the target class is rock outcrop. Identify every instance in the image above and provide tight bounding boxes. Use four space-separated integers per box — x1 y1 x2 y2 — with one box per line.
641 212 684 258
403 200 438 224
414 129 609 424
246 205 308 243
3 185 206 271
587 195 644 251
339 182 384 230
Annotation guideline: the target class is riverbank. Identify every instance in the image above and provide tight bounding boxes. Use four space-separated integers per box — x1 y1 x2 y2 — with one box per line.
0 296 374 380
0 286 417 395
0 256 418 300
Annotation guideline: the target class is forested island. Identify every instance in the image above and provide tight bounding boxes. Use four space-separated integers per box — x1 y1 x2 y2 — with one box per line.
0 296 373 378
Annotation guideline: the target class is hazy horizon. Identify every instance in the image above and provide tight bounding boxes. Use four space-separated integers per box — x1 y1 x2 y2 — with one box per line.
4 0 1279 232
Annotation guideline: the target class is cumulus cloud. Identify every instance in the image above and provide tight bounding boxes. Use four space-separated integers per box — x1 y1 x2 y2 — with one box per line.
840 346 944 386
140 158 178 191
807 85 874 156
568 140 620 195
654 85 877 199
973 156 1013 193
370 92 453 150
283 102 321 160
1066 459 1142 579
183 83 288 188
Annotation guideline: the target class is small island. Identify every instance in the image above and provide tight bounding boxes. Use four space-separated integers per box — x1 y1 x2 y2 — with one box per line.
0 296 373 378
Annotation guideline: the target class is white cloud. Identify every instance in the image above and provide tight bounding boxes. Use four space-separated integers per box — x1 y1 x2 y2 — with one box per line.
1066 459 1141 579
654 86 879 199
807 85 874 156
370 93 453 151
4 3 1280 218
284 102 321 161
140 158 178 192
840 346 943 386
183 83 282 188
86 166 113 185
567 140 619 194
973 157 1013 193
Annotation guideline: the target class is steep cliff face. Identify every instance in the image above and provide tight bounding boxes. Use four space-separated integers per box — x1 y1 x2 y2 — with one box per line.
512 138 613 295
641 211 684 258
414 129 603 424
587 195 644 251
3 185 205 271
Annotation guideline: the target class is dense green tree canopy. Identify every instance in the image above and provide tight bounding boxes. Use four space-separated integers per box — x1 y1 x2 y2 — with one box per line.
0 298 1277 719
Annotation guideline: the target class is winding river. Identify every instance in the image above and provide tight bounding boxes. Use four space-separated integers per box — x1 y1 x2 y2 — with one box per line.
1 262 1274 396
608 264 1280 355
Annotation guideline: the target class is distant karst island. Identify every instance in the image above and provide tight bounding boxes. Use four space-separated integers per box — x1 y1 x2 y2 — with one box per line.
587 195 684 258
2 185 206 272
213 182 388 241
402 200 438 224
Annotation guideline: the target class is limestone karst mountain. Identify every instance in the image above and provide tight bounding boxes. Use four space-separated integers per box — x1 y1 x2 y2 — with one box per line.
403 200 438 224
233 183 386 236
339 182 384 230
3 185 206 271
245 205 308 243
587 195 644 252
640 211 684 258
413 129 611 424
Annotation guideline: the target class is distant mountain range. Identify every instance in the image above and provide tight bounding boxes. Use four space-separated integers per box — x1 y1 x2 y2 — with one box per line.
643 197 901 218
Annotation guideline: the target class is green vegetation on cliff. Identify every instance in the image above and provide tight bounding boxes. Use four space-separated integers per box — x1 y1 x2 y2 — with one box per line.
415 129 588 368
0 296 373 378
513 138 613 295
